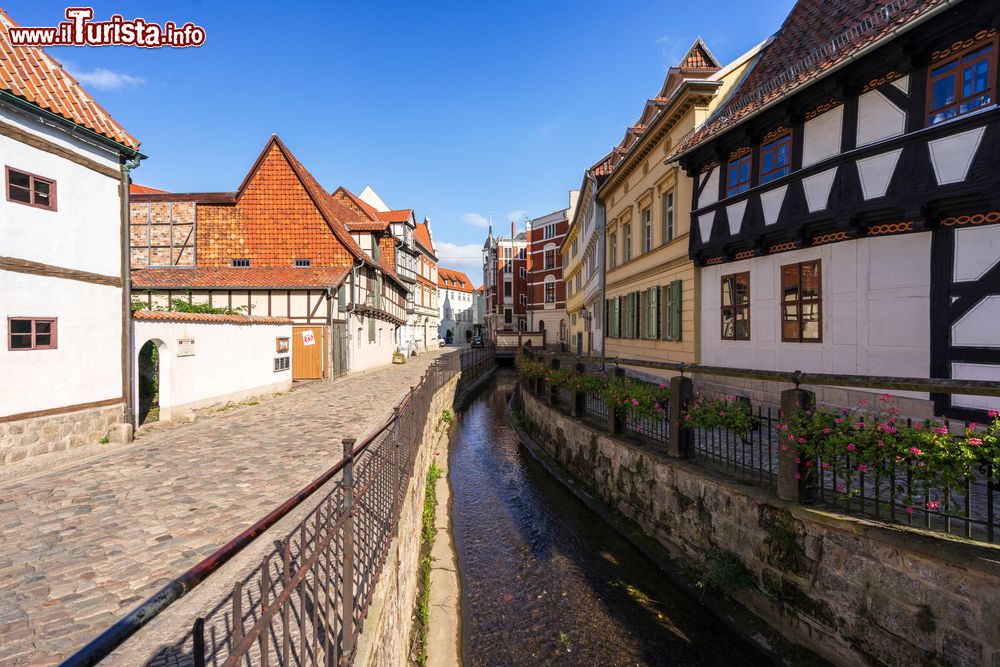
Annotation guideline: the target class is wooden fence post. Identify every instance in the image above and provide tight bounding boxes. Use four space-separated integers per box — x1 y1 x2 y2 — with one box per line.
668 376 693 458
778 389 815 503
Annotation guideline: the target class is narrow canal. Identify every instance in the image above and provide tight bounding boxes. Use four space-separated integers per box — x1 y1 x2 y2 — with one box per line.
449 370 771 666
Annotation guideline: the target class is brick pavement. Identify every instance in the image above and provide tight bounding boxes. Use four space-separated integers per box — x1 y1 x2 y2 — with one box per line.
0 350 447 666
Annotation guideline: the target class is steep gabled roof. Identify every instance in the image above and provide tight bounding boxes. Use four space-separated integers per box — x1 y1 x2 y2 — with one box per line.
677 37 721 71
333 186 414 223
671 0 947 159
0 9 139 151
414 220 435 256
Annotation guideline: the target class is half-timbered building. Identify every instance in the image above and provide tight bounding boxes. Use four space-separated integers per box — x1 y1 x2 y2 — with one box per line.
130 135 407 379
0 9 141 462
672 0 1000 417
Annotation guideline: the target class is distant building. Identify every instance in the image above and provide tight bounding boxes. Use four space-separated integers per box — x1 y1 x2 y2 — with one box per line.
482 222 530 335
564 160 611 356
0 9 142 462
526 192 578 348
437 268 476 343
413 219 440 350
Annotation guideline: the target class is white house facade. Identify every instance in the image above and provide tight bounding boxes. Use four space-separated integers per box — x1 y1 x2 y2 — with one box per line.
437 267 476 343
0 11 141 463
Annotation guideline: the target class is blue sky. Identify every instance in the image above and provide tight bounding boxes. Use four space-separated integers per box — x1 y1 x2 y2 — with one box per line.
17 0 795 281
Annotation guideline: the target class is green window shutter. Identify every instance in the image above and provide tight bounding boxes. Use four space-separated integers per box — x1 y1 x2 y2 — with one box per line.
638 290 646 340
368 317 376 343
669 280 683 341
651 287 660 339
338 284 346 311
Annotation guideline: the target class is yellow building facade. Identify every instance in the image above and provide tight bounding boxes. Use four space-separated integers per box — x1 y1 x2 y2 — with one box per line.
600 39 758 365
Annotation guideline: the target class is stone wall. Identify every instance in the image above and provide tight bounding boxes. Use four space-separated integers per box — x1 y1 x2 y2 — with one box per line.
354 373 458 667
520 389 1000 667
0 403 127 465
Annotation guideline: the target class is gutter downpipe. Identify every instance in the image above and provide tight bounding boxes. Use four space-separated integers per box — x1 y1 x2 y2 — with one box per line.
121 156 142 428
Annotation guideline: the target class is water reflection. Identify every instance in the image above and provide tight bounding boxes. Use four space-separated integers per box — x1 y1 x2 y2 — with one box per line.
450 370 770 666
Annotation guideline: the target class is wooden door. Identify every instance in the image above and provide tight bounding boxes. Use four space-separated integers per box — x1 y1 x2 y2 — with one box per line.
292 326 325 380
330 321 348 378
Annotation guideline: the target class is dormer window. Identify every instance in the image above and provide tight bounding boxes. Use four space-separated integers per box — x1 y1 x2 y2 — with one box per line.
759 133 791 185
726 154 751 196
231 258 251 267
928 38 995 126
294 258 311 267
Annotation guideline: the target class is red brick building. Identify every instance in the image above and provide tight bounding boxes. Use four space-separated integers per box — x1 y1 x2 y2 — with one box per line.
482 221 530 334
525 192 577 344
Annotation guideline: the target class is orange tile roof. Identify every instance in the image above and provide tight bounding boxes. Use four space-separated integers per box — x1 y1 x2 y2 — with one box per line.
414 221 434 255
0 10 139 150
133 310 293 325
438 267 473 292
332 186 413 223
132 266 350 289
376 208 413 222
346 220 391 232
130 183 166 195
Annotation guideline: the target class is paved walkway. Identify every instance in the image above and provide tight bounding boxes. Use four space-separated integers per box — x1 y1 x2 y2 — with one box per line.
0 351 448 666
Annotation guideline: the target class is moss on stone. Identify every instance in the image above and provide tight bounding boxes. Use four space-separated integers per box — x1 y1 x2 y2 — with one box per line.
760 508 809 576
672 486 693 513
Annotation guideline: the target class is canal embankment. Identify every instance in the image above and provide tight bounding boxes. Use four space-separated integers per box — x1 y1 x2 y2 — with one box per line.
517 383 1000 667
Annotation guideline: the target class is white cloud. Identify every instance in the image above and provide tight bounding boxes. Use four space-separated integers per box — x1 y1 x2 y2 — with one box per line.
434 241 484 285
507 209 529 223
461 212 489 228
67 66 145 91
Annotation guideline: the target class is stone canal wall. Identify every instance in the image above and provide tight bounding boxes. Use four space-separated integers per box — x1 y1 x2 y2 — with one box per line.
519 388 1000 667
354 373 459 667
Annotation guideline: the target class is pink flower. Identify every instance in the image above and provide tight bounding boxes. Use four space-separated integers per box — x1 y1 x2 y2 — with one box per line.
659 384 666 389
788 434 795 442
821 462 830 470
834 417 844 424
857 464 868 473
909 447 923 456
805 460 813 468
846 443 856 451
854 422 865 429
779 424 789 431
719 411 726 417
795 457 801 464
914 423 923 430
906 507 914 515
889 407 899 415
969 422 978 430
781 445 789 452
632 398 639 406
989 410 998 419
794 473 801 479
934 427 949 435
968 437 983 446
798 437 805 444
822 428 832 434
926 501 939 510
881 393 892 401
859 399 869 406
889 417 897 423
836 484 844 493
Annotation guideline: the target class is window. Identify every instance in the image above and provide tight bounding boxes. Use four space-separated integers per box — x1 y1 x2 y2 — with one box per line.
759 134 791 184
928 38 996 125
642 207 652 253
623 223 632 262
726 154 751 196
609 232 618 269
504 308 513 324
518 248 526 259
520 294 527 305
294 258 311 267
543 224 555 240
571 239 578 257
504 282 512 297
571 313 577 326
660 280 683 341
575 273 581 292
721 273 750 340
545 282 556 303
6 167 56 210
545 249 557 270
662 191 675 244
645 287 658 339
781 261 821 342
274 356 290 372
8 317 57 350
519 266 526 279
231 258 251 267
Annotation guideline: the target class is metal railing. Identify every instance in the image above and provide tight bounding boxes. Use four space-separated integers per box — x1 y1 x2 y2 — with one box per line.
520 350 1000 545
62 353 465 667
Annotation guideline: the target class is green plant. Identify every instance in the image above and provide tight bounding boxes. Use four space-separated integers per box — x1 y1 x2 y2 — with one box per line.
514 352 548 381
698 549 754 597
392 351 407 364
782 395 1000 511
99 436 110 445
441 409 454 425
416 460 442 666
684 395 760 439
131 291 247 315
600 375 670 419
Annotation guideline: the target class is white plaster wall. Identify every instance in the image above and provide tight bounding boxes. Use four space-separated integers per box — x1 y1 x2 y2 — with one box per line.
802 105 843 167
133 319 292 421
1 271 123 416
699 234 931 382
0 106 123 277
347 313 397 372
856 90 906 147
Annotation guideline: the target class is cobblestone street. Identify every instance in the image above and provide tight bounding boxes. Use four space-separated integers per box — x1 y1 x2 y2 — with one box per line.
0 350 448 666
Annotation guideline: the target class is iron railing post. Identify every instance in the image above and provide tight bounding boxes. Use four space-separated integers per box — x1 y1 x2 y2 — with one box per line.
341 437 356 665
192 617 205 667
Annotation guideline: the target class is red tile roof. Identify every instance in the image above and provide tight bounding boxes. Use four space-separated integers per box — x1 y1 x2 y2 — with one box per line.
671 0 944 159
130 183 166 195
438 267 473 292
132 266 350 289
0 10 139 150
414 221 434 255
133 310 293 325
346 220 391 232
376 208 413 222
332 186 413 223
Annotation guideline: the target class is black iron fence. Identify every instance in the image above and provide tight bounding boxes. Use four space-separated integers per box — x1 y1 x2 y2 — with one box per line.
456 343 496 397
519 349 1000 545
62 352 470 667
